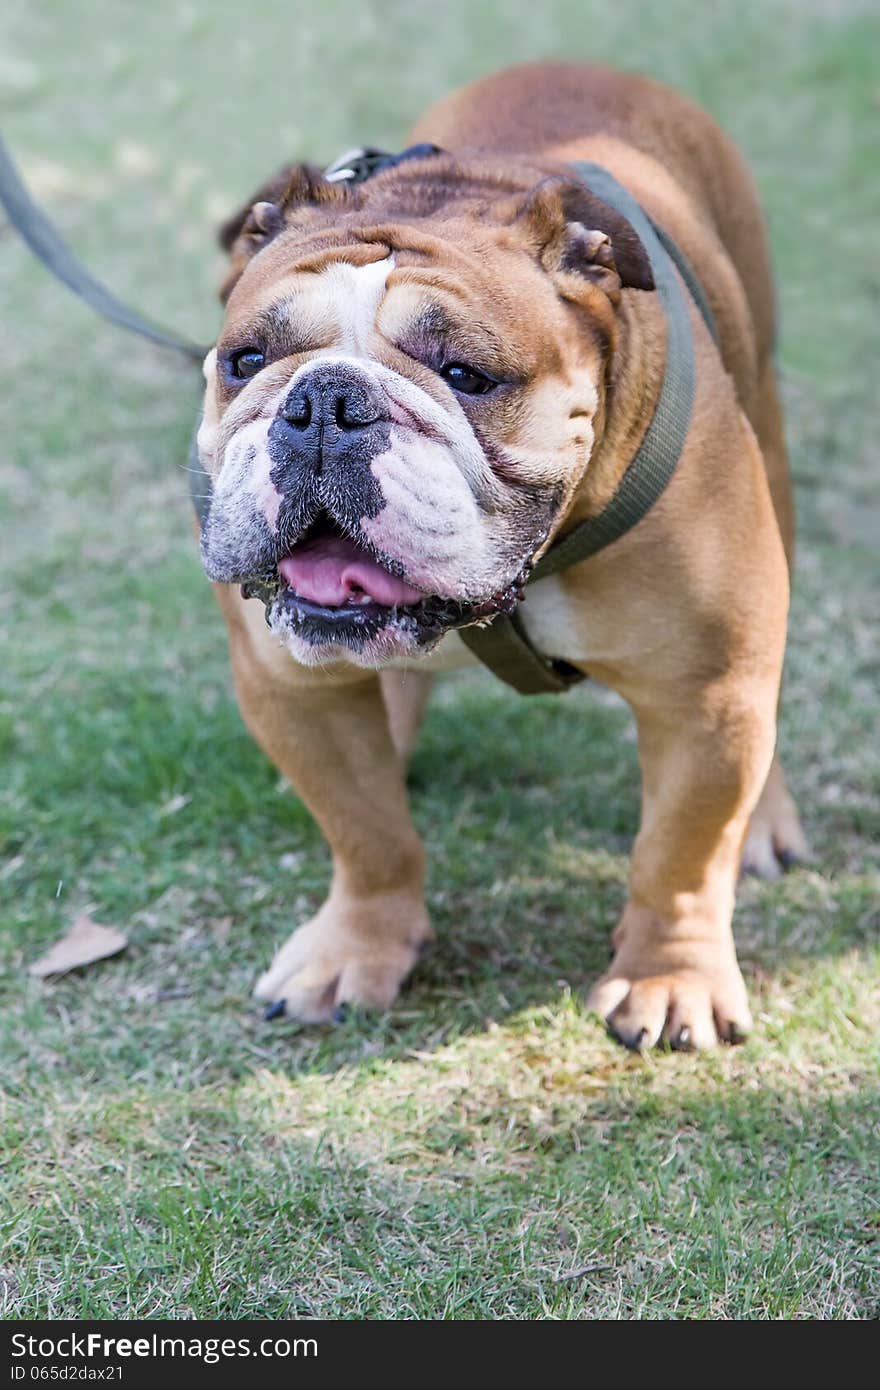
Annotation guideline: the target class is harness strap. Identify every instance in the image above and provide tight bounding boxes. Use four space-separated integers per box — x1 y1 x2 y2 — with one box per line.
0 134 207 362
459 161 719 692
454 608 584 695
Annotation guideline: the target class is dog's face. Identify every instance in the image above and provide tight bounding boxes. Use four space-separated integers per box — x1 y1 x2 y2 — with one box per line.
198 156 652 666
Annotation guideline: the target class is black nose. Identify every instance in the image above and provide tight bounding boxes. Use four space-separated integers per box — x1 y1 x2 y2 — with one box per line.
268 363 391 528
280 366 382 433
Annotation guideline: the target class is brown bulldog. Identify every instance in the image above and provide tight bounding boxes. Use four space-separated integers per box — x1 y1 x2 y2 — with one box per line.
196 61 808 1049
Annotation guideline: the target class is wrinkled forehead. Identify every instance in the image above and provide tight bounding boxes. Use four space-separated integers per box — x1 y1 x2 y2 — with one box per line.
219 223 571 372
224 255 395 357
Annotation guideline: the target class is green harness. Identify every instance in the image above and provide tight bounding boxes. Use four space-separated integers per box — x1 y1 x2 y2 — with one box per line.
0 136 718 694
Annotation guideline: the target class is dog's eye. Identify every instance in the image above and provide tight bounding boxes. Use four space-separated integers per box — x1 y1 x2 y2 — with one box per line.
440 362 498 395
229 348 265 380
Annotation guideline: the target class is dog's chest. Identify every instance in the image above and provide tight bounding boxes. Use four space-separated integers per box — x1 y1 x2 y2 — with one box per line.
387 575 592 675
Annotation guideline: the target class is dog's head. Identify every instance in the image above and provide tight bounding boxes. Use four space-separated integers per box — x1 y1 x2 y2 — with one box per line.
198 152 652 666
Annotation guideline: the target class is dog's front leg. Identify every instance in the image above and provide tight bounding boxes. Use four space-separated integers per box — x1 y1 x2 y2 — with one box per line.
589 676 779 1049
224 606 431 1022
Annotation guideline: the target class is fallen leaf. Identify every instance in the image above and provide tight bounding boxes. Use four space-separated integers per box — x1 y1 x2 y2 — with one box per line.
28 913 128 979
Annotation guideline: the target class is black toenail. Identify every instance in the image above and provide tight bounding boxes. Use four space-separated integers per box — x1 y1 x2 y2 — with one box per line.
263 999 286 1021
673 1025 692 1050
777 849 799 871
332 1004 349 1024
726 1022 748 1045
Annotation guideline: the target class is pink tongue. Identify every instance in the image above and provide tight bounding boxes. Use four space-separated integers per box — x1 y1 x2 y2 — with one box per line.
278 535 424 608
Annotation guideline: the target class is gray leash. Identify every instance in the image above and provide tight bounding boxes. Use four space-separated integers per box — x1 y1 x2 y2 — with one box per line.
0 133 207 363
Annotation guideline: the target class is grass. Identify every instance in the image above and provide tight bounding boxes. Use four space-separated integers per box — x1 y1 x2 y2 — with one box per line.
1 0 878 1320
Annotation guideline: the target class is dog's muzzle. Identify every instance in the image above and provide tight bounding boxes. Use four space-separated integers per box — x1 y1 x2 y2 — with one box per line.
213 359 531 655
267 362 391 543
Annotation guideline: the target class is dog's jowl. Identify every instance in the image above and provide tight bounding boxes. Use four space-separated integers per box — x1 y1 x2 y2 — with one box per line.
196 62 808 1048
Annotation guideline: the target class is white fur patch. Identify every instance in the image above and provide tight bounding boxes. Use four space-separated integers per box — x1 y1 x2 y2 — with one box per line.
364 428 501 598
268 257 395 358
519 574 594 664
196 348 220 466
250 448 283 530
320 257 394 354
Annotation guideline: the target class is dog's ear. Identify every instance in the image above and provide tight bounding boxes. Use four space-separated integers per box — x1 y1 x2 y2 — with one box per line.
513 176 654 302
217 164 349 302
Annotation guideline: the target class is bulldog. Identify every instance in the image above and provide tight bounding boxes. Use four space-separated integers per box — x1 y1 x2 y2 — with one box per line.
195 61 808 1049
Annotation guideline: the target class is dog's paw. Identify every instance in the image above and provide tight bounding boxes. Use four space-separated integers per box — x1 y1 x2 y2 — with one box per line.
588 955 752 1051
254 895 432 1024
742 756 809 879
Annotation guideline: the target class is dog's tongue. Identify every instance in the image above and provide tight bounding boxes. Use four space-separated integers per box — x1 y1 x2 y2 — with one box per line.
278 534 424 608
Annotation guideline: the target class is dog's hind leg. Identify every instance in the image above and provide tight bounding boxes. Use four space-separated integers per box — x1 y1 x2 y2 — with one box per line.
752 357 795 567
742 359 810 877
380 669 434 765
742 752 809 878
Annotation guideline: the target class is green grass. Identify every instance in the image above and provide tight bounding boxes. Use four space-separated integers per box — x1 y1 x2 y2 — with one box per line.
1 0 878 1320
